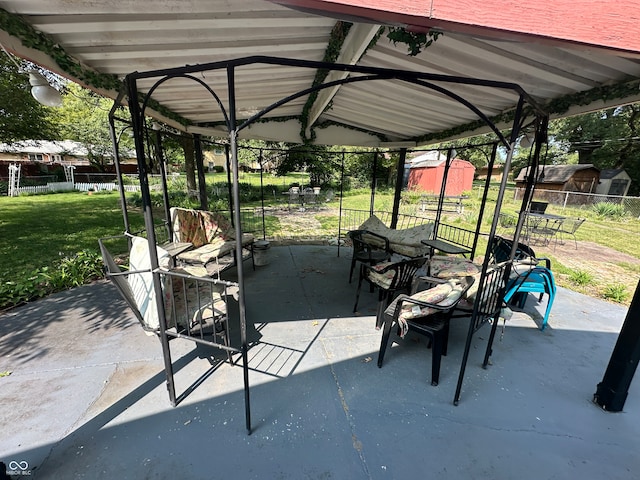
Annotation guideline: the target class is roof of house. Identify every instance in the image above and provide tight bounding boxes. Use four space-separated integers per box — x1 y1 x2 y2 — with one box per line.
515 164 599 183
599 168 629 180
0 140 88 156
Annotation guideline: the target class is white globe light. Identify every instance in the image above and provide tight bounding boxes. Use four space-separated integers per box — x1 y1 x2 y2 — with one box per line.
29 71 63 107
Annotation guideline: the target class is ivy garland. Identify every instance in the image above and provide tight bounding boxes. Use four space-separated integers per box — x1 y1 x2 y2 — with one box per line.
315 120 388 143
0 8 189 126
386 27 442 56
299 21 352 143
415 78 640 144
0 8 120 91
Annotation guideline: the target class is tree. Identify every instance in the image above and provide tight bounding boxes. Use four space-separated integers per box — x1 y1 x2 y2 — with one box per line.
552 106 640 195
54 83 128 171
0 54 59 142
276 144 338 186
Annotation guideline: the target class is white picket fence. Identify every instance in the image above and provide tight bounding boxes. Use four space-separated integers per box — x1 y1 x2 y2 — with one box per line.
75 182 143 192
11 182 144 196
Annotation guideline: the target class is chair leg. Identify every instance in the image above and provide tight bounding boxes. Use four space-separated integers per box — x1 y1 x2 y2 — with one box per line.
441 321 450 356
431 331 443 386
349 257 356 283
353 267 365 312
377 315 394 368
375 290 388 329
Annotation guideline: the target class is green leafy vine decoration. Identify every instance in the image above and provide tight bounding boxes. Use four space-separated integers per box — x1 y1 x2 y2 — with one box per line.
0 8 189 126
386 27 441 56
299 21 352 143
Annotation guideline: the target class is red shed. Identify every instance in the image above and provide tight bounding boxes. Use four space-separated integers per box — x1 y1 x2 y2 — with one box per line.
407 152 475 195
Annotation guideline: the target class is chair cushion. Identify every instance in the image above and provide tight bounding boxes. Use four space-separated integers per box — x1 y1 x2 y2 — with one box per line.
200 210 234 241
359 215 433 257
384 278 467 337
430 256 480 278
127 236 171 332
171 207 207 247
177 234 254 265
386 279 465 321
367 261 395 289
167 272 228 331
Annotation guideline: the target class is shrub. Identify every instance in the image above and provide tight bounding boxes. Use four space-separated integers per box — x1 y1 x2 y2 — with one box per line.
569 269 594 286
0 250 104 310
593 202 627 219
602 283 629 303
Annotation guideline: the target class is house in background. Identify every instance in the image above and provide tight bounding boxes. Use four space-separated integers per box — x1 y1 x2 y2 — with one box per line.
406 151 475 196
475 163 504 182
204 145 227 172
515 164 600 193
595 168 632 196
0 140 137 180
0 140 89 165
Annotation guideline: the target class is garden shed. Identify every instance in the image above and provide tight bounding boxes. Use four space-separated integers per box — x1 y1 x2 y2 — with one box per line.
407 152 475 195
596 168 632 196
515 164 600 193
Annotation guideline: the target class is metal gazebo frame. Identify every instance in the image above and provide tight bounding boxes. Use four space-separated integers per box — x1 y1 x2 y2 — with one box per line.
109 55 548 433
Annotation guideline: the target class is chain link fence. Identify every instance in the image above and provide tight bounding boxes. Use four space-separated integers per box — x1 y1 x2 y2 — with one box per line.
511 187 640 218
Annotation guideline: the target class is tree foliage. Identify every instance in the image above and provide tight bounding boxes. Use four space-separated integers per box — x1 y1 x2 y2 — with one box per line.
552 105 640 195
53 83 129 171
276 143 339 186
0 54 59 142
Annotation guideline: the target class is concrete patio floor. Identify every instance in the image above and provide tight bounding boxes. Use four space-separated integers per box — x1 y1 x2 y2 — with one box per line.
1 245 639 479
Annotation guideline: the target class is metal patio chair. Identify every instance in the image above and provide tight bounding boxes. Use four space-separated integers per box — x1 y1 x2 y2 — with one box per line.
554 217 586 249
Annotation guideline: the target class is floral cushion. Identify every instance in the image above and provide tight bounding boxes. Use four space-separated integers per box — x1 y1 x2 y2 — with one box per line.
165 272 228 330
359 215 434 257
385 279 464 320
171 208 207 247
367 261 396 289
177 233 255 265
200 210 234 242
430 256 480 279
383 278 467 337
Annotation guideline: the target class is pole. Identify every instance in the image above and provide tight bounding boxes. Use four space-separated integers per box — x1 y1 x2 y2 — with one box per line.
390 148 407 229
594 279 640 411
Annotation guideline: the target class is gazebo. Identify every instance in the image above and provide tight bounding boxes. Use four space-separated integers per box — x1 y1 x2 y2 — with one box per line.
2 0 639 429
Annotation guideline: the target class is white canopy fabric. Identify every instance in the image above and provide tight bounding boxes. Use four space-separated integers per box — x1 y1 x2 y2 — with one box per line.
1 0 640 146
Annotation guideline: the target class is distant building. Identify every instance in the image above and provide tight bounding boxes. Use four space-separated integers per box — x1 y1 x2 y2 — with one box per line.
515 164 600 193
0 140 137 179
595 168 631 196
406 151 475 196
0 140 90 165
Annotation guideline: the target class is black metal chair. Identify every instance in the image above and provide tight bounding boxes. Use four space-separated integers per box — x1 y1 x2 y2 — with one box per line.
353 256 427 328
377 275 475 386
347 229 392 284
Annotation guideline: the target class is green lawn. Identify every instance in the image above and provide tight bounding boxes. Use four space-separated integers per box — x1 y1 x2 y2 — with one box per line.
1 182 639 309
0 191 144 276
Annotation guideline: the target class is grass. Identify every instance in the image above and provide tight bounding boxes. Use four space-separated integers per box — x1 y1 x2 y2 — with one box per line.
0 191 144 276
1 179 639 308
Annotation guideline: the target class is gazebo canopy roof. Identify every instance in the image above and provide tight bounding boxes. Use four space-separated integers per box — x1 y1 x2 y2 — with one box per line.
1 0 640 146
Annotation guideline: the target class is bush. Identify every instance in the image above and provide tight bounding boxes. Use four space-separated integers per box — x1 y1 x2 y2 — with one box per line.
593 202 627 219
569 269 594 286
0 250 104 310
602 283 629 303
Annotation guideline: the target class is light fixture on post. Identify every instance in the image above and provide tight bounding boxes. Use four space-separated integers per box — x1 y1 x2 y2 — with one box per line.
28 71 63 107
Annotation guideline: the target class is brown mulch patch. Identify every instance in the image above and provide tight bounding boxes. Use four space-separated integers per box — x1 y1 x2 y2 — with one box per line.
535 240 640 304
